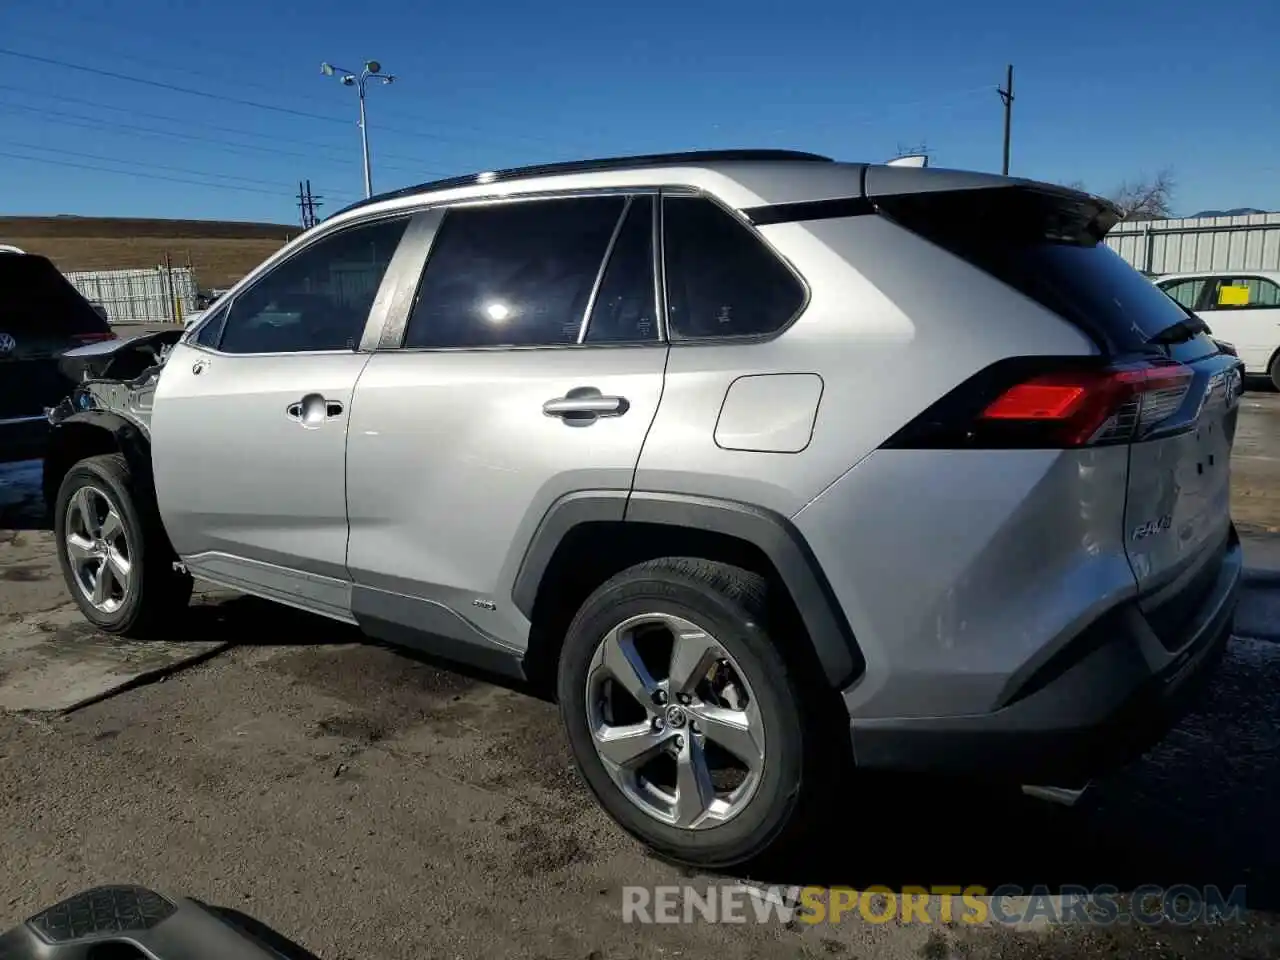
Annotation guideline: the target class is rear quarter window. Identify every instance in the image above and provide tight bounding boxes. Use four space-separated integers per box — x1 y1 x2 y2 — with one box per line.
662 196 804 339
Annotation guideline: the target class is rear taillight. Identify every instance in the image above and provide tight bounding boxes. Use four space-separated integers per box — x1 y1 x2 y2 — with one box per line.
884 358 1194 450
71 332 117 344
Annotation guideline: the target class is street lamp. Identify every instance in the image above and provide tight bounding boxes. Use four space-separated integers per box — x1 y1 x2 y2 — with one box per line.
321 60 396 199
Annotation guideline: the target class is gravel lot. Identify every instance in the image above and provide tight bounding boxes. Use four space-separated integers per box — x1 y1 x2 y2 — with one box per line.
1 393 1279 959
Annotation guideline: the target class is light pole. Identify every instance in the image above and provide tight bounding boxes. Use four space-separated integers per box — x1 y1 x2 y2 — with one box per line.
321 60 396 198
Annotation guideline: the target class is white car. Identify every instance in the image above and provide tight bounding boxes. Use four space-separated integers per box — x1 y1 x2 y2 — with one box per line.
1155 271 1280 388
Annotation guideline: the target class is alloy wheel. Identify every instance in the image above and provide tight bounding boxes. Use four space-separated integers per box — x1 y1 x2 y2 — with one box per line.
584 612 765 829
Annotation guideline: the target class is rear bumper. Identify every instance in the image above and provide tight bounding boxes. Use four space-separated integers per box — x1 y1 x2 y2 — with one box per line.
848 531 1241 783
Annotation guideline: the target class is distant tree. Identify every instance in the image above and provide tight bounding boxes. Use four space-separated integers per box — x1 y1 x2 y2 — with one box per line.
1108 169 1175 220
1064 170 1175 221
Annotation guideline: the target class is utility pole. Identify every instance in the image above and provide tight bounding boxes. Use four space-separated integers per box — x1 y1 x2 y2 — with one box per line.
296 180 324 228
999 64 1014 176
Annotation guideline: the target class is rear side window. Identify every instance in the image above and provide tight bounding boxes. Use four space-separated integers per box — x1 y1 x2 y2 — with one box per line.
1205 276 1280 309
1159 278 1207 311
663 196 804 339
404 196 626 348
0 254 108 336
585 196 658 343
877 186 1193 352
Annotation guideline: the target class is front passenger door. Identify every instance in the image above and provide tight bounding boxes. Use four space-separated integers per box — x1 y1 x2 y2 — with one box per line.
152 214 411 619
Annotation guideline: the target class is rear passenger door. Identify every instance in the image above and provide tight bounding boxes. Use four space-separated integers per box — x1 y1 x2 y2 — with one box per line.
345 193 666 653
1194 275 1280 374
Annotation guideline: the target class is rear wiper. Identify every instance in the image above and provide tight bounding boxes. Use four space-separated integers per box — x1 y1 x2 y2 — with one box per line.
1147 316 1208 345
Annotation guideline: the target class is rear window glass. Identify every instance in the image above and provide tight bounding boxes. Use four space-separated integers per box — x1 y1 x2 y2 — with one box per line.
877 187 1190 352
0 254 107 336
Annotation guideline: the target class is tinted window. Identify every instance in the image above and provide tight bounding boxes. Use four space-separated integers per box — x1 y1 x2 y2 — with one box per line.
1159 278 1207 310
586 196 658 343
218 216 408 354
191 303 228 349
0 254 109 337
663 197 804 339
877 186 1196 352
1206 276 1280 309
404 197 626 348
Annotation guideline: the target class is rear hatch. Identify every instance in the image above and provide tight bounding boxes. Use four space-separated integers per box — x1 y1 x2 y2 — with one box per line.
870 177 1243 639
0 253 115 419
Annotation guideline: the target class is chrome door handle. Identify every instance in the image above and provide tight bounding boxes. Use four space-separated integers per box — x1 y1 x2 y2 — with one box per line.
286 394 343 428
542 387 629 425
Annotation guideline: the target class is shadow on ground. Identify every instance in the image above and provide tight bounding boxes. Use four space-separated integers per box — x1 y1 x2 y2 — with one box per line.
0 460 48 531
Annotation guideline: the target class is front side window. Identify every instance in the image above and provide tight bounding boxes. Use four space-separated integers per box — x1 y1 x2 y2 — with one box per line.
1207 276 1280 309
1158 278 1207 310
663 196 805 339
403 196 627 348
217 216 409 354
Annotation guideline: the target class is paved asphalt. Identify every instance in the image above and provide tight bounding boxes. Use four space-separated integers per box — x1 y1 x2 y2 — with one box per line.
0 389 1277 959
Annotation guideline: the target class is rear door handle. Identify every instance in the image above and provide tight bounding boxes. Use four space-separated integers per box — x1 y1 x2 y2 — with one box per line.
542 387 629 424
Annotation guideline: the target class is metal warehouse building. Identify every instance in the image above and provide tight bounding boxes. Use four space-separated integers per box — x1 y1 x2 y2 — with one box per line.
1106 211 1280 276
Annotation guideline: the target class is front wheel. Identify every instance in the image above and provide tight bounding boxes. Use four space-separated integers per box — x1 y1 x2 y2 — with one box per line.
54 454 192 637
556 557 838 868
1269 354 1280 393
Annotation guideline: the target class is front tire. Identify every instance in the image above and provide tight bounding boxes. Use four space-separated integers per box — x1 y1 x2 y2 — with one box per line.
556 557 837 868
1269 353 1280 393
54 454 192 637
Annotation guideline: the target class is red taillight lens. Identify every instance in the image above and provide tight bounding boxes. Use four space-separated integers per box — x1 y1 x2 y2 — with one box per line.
979 361 1192 447
71 332 117 344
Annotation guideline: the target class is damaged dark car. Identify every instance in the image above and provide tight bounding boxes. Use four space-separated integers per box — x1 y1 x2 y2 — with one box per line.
0 252 117 463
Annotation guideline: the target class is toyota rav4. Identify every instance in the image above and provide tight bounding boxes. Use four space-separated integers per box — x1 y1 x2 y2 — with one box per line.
43 150 1244 867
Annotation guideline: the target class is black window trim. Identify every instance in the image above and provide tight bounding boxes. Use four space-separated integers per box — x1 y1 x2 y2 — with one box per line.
189 210 413 358
659 187 812 346
1199 274 1280 312
382 187 669 354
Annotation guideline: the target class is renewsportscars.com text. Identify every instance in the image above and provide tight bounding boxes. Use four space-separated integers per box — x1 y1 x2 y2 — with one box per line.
622 884 1247 926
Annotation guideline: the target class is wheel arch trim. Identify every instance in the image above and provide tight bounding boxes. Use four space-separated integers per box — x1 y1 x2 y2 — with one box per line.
43 411 153 509
511 489 864 687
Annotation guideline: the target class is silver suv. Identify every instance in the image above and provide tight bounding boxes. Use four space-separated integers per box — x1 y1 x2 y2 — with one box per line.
44 150 1244 867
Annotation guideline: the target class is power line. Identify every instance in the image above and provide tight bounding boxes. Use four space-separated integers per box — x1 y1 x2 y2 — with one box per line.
0 83 359 158
2 20 579 150
0 48 353 124
3 139 306 190
0 83 453 170
0 100 441 179
0 47 560 152
0 147 305 198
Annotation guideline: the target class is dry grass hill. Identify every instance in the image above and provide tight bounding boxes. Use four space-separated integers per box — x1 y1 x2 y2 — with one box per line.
0 215 299 289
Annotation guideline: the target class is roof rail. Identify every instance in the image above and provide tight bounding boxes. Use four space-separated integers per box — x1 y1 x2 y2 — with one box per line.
329 149 834 219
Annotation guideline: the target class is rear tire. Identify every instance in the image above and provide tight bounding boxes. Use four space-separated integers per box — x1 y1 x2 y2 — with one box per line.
54 453 192 638
1269 353 1280 393
556 557 840 868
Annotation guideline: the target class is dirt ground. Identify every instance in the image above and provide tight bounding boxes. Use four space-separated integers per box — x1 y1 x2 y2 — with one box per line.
1 394 1279 959
0 215 295 289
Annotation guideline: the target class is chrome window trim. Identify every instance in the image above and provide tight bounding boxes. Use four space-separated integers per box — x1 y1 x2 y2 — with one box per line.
576 197 632 345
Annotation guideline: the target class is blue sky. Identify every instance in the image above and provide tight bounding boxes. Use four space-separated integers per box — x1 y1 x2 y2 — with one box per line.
1 0 1276 225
